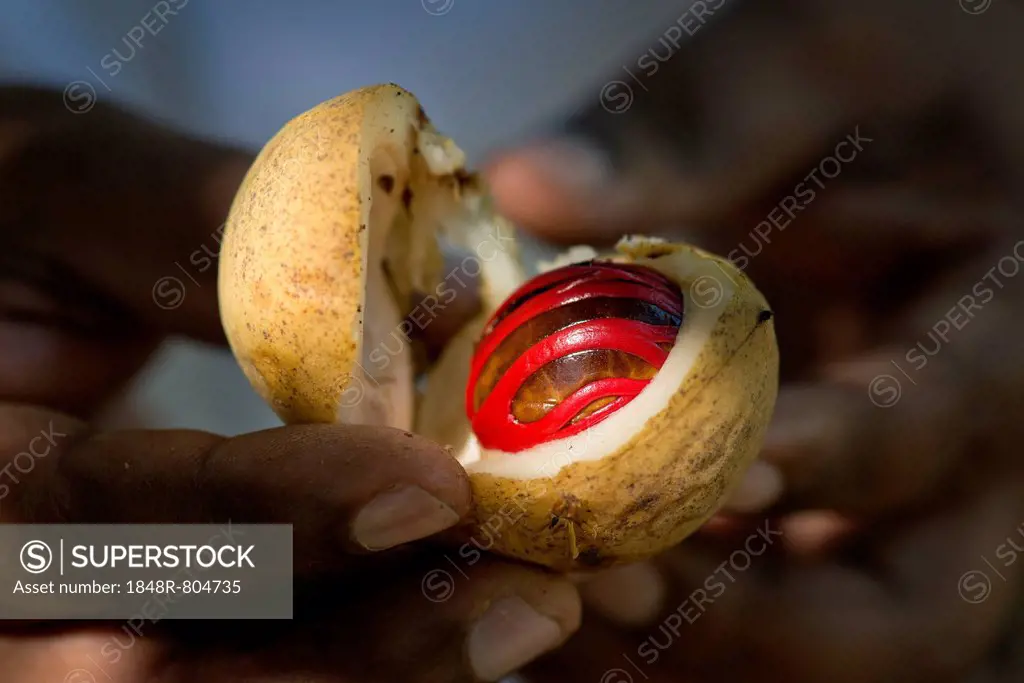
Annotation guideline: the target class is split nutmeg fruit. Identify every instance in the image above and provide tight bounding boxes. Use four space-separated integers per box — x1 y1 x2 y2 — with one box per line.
218 84 779 571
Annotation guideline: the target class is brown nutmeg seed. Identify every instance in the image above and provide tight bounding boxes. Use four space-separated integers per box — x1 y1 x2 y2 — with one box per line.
466 261 684 453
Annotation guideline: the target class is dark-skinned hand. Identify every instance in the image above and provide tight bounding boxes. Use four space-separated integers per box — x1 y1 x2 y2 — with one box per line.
0 88 581 683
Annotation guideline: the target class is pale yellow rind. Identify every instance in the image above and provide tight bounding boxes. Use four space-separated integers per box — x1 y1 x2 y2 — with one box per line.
219 84 441 426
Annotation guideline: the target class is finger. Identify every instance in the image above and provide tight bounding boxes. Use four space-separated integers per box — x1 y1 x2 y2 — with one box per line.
0 404 470 569
0 86 251 343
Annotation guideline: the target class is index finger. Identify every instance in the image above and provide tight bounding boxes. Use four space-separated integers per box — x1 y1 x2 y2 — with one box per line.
0 404 471 570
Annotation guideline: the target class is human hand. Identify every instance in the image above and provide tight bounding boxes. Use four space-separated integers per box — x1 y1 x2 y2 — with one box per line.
0 87 580 683
486 1 1024 680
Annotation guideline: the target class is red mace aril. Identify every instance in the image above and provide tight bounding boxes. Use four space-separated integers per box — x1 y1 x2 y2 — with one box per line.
466 261 684 452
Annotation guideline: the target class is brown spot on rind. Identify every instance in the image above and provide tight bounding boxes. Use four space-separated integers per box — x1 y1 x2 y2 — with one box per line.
377 174 395 193
624 493 658 515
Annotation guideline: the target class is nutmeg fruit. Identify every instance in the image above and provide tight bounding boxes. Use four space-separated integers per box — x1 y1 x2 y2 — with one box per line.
219 83 779 572
420 238 778 570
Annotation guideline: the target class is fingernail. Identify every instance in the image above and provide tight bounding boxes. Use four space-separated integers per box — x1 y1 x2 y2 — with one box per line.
352 485 460 551
468 596 565 681
724 460 784 513
518 139 615 193
582 562 666 627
